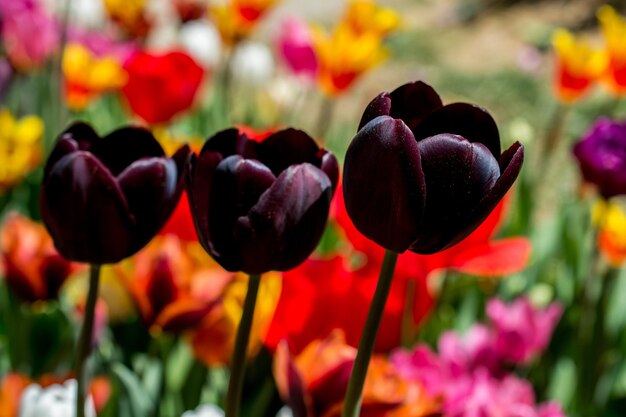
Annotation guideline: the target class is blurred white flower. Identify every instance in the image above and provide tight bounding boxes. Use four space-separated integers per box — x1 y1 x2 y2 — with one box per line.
230 41 275 85
181 404 225 417
43 0 106 28
276 406 294 417
18 380 96 417
179 21 222 69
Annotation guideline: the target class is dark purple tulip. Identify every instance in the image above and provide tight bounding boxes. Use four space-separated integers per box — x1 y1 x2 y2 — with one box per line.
343 81 524 254
186 127 338 274
40 122 190 264
573 118 626 199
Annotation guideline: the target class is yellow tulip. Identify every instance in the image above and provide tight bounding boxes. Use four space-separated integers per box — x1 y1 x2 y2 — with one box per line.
0 109 43 190
598 6 626 95
62 43 127 111
594 200 626 266
551 29 607 102
343 0 401 38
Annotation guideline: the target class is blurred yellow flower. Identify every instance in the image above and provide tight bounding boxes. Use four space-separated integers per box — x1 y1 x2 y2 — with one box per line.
343 0 401 38
152 127 203 156
598 6 626 95
103 0 151 37
0 109 43 190
552 29 607 103
191 271 281 366
63 43 127 111
313 22 388 96
593 200 626 266
209 0 281 46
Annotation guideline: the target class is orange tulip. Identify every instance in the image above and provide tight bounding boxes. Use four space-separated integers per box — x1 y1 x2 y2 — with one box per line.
62 43 127 111
598 6 626 95
552 29 606 103
273 331 440 417
0 213 75 302
209 0 281 45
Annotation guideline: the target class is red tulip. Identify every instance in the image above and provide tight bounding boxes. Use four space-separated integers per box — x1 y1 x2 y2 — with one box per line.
122 50 204 125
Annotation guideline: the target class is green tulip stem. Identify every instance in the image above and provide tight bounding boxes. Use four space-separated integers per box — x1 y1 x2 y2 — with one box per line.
75 264 101 417
225 273 262 417
342 249 399 417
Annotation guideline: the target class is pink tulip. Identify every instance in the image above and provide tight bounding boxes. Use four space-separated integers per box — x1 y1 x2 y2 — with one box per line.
487 297 563 364
276 17 318 81
0 0 59 70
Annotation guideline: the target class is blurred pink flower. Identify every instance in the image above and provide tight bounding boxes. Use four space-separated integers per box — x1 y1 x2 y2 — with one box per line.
0 0 59 70
444 370 537 417
536 403 567 417
68 28 137 63
486 297 563 364
276 17 318 81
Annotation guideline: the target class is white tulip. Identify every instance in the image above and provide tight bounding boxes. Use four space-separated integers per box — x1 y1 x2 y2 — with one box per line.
179 21 223 69
18 380 96 417
182 404 225 417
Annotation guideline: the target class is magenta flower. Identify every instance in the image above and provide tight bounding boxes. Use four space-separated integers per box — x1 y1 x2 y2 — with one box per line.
0 0 59 70
486 297 562 364
276 17 318 81
444 370 537 417
573 118 626 198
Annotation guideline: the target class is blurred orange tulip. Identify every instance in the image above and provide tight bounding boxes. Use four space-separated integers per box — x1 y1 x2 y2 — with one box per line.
598 6 626 95
0 213 75 302
552 29 606 103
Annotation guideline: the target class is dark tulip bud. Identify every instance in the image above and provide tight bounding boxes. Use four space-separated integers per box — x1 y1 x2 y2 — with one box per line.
186 127 338 274
40 122 190 264
344 81 524 254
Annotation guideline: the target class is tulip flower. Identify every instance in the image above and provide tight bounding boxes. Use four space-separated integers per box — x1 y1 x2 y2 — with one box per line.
343 0 401 38
486 298 562 364
0 213 75 302
0 0 59 71
41 122 190 264
19 380 96 417
0 109 44 191
273 331 440 417
63 43 127 111
598 6 626 95
186 126 336 417
573 117 626 198
593 200 626 266
551 29 606 103
0 373 31 417
277 17 318 82
186 127 338 274
182 404 225 417
344 81 524 255
103 0 151 38
122 51 204 125
209 0 281 46
341 80 523 417
40 122 189 417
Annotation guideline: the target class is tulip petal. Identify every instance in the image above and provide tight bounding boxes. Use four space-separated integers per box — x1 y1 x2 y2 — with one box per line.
201 128 257 159
343 116 426 253
388 81 443 131
62 121 100 149
319 149 339 190
90 127 165 175
186 149 223 253
413 103 501 158
118 157 182 250
358 92 391 131
41 152 135 264
155 299 218 333
451 237 531 276
410 134 501 254
44 137 79 177
257 129 322 176
235 163 333 273
209 156 277 271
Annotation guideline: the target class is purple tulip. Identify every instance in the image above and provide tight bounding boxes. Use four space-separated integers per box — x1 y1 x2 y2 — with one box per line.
186 128 338 274
343 81 524 254
40 122 190 264
573 117 626 198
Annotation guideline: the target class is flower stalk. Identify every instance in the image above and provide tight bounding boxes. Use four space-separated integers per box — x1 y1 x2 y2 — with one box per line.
342 249 398 417
225 273 262 417
75 264 101 417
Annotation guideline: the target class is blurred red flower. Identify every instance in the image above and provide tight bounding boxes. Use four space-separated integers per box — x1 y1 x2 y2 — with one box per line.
266 186 531 354
122 50 204 125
